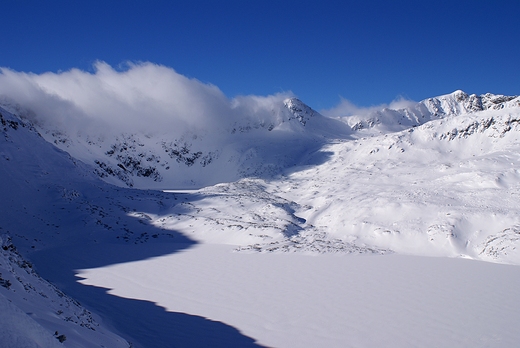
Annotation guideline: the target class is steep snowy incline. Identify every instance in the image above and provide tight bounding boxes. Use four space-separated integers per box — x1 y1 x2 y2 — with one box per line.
0 107 133 347
86 90 520 264
0 235 129 348
5 88 519 263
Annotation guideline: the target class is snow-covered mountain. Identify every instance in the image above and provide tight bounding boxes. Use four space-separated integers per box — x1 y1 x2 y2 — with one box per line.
9 89 519 191
1 88 520 347
344 90 520 133
1 96 349 189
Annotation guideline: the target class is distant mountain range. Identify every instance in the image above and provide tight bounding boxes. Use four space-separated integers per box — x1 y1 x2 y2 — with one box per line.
3 90 518 189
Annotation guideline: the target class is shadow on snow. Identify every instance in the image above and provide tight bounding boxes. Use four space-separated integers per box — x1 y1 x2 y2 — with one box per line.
26 186 265 348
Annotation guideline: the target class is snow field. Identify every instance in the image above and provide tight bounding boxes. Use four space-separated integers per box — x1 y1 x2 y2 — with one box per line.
76 244 520 348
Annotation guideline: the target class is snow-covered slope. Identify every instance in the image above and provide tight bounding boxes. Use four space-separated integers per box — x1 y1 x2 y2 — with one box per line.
2 90 520 262
0 107 135 347
262 104 520 263
0 236 128 348
2 87 520 347
2 95 350 189
10 88 519 191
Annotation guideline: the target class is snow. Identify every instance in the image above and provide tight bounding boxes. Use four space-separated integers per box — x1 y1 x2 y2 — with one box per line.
262 107 520 263
75 244 520 348
0 235 129 348
0 293 63 348
1 88 520 347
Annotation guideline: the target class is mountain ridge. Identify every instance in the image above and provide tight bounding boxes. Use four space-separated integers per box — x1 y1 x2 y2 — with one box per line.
346 90 520 133
3 90 519 189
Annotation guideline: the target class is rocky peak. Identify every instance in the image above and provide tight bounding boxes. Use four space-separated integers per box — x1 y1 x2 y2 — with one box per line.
283 98 317 126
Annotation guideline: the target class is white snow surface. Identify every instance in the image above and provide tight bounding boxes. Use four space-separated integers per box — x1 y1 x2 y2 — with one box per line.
1 89 520 347
76 244 520 348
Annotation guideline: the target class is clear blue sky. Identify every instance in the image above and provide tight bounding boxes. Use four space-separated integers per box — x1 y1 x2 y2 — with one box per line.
1 0 519 110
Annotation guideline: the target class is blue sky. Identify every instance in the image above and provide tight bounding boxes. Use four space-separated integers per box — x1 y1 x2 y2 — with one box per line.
1 0 519 110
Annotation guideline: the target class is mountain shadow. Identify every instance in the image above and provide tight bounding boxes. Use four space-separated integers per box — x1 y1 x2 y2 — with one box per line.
30 239 264 348
23 183 265 347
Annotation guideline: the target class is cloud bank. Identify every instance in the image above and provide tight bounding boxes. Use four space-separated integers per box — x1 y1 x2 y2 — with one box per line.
321 96 416 118
0 61 417 141
0 61 294 138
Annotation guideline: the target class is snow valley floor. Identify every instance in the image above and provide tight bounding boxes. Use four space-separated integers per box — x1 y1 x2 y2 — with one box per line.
73 244 520 348
1 83 520 347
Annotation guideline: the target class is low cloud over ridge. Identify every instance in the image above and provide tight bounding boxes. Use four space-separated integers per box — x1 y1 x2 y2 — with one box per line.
0 61 294 137
320 96 416 118
0 61 418 140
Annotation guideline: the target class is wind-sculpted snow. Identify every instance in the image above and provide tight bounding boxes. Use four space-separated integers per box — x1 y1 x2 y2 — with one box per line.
260 104 520 264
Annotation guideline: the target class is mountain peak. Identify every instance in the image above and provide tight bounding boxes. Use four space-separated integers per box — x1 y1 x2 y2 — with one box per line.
450 89 469 100
283 97 317 126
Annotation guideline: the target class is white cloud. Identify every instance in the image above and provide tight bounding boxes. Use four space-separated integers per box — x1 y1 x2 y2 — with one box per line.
0 61 294 138
321 96 417 118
